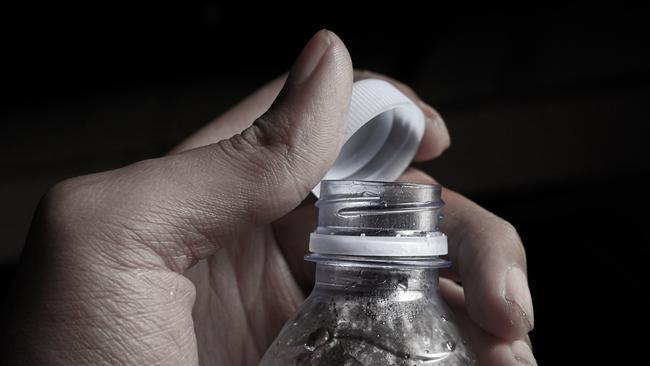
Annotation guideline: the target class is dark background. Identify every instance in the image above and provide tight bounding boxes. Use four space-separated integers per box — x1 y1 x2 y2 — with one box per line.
2 3 649 364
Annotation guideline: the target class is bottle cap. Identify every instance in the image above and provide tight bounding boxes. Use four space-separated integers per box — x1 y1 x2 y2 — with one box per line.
311 79 426 197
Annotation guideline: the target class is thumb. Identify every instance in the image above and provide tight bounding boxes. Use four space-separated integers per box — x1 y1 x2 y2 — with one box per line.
185 28 352 225
1 29 351 364
106 30 353 270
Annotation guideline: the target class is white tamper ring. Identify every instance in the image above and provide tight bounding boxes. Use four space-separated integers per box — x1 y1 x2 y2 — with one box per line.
311 79 426 197
309 233 448 257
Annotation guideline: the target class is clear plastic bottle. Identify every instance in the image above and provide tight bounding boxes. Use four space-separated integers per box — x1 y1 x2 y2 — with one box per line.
260 181 476 365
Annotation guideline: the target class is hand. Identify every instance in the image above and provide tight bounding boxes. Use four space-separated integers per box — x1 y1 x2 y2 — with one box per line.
1 30 536 365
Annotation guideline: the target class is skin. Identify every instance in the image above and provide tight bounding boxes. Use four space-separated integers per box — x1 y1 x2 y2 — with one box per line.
1 30 536 365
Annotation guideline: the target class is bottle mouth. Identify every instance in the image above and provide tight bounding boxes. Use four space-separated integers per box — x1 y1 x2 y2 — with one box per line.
309 180 448 258
315 180 443 236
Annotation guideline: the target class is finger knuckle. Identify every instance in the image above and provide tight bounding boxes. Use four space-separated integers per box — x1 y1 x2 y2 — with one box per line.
33 176 112 256
227 109 300 167
42 177 96 222
244 108 296 152
220 110 314 197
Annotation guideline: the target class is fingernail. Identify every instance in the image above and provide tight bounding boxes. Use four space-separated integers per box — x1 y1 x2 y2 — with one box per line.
505 267 535 331
512 340 537 365
288 29 332 85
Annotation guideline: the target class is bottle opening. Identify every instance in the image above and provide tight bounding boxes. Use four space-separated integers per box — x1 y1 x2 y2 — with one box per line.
308 180 449 261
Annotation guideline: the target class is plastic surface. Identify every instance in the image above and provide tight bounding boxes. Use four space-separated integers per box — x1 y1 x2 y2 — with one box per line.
261 181 474 365
312 180 446 257
260 261 476 365
309 233 448 257
312 79 426 197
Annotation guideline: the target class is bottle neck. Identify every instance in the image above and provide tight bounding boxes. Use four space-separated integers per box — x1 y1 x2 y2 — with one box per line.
312 260 440 293
310 180 448 258
315 180 443 237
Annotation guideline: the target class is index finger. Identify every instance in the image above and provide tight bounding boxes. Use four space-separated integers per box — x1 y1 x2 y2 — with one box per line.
399 168 534 341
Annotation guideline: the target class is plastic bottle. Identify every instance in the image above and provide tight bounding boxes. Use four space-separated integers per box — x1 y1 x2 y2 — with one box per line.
260 180 476 365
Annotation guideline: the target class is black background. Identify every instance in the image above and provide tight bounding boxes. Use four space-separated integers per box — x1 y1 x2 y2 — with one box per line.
2 3 649 364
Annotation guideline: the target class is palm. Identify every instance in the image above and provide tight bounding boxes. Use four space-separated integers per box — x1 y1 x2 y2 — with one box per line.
187 223 309 366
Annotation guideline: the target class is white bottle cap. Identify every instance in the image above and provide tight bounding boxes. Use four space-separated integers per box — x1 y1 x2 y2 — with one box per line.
311 79 426 197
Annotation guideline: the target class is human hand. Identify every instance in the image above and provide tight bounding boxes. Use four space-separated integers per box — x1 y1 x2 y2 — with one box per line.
2 30 535 365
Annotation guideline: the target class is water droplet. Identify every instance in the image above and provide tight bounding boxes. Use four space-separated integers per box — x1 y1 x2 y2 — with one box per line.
395 233 401 237
360 233 366 237
337 320 349 329
443 340 456 351
441 314 448 322
425 349 430 354
376 333 381 338
304 328 330 352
